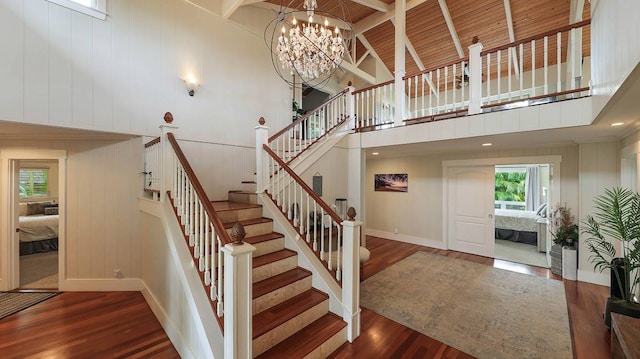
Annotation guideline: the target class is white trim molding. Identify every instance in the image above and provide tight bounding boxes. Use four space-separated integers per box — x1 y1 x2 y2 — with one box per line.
46 0 108 20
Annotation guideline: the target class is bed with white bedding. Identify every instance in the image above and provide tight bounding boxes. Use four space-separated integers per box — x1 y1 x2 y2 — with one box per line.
494 208 539 246
18 202 59 255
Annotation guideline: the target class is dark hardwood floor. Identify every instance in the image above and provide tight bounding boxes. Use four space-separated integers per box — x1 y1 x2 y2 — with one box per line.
0 236 610 358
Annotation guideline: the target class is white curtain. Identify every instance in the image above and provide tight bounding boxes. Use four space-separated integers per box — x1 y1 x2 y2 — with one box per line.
525 166 540 211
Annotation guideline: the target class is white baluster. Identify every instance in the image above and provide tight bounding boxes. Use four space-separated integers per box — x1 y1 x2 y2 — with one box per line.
531 40 536 97
519 43 524 97
557 32 561 92
544 36 549 94
497 50 502 102
205 214 211 285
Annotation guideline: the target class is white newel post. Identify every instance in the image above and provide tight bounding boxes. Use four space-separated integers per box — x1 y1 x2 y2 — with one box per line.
468 42 484 115
346 85 356 130
255 117 269 194
159 112 178 203
223 223 256 359
341 208 362 342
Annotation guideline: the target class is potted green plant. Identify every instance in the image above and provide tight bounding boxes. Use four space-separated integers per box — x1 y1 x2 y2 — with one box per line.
582 187 640 327
548 204 579 276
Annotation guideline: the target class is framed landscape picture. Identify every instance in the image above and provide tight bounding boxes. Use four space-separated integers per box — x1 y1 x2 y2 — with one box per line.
374 173 408 192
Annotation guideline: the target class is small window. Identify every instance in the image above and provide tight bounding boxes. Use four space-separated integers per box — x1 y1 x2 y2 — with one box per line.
19 169 49 198
46 0 107 20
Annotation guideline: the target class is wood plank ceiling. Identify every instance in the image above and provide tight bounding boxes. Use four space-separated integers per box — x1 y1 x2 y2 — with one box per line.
258 0 590 83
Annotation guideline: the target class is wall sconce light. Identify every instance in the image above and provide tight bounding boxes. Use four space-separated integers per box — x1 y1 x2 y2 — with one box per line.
184 76 199 96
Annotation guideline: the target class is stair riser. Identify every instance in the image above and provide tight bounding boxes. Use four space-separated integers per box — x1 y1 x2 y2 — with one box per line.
226 221 273 238
253 256 297 283
252 237 285 257
217 207 263 224
253 276 312 315
228 192 257 204
253 300 329 357
303 327 348 359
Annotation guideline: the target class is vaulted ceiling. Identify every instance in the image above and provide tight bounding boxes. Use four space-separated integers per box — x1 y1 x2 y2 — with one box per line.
244 0 591 85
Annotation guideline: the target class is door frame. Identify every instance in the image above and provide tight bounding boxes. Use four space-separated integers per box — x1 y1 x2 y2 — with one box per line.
442 155 562 255
0 149 67 291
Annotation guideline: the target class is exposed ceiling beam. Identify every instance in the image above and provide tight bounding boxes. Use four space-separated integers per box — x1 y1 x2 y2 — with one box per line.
357 33 393 80
241 0 266 5
340 58 377 84
350 0 392 13
437 0 464 58
354 0 430 34
390 18 437 94
502 0 520 77
251 2 353 30
356 49 370 67
223 0 245 18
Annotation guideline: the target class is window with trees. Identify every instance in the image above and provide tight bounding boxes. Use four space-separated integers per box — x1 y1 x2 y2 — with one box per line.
19 169 49 198
494 170 526 210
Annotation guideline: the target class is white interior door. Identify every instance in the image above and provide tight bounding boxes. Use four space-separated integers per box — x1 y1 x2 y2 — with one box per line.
448 166 495 257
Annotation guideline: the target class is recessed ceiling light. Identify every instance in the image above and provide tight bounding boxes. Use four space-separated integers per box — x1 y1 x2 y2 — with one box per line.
482 143 492 147
372 152 379 155
611 122 624 127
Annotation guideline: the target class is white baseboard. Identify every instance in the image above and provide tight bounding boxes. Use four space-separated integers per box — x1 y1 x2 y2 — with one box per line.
577 269 610 287
141 282 196 359
365 229 446 250
58 278 143 291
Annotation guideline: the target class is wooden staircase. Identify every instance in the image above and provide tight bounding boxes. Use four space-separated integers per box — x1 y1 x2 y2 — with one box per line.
213 191 347 358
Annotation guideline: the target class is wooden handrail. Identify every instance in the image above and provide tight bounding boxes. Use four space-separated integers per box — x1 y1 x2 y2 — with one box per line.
480 19 591 56
403 57 470 80
145 137 161 148
352 79 395 95
269 88 350 143
167 133 233 245
481 87 590 109
263 144 343 225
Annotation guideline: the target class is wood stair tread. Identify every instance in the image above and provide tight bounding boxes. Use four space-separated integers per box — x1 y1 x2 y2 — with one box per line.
222 217 272 229
255 313 346 359
253 267 312 298
211 201 261 212
244 232 284 245
253 249 297 268
253 288 328 339
228 190 256 194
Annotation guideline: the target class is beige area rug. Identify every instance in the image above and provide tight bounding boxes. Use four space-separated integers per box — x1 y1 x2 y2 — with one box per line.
361 252 572 359
20 252 58 289
0 292 58 319
495 239 549 268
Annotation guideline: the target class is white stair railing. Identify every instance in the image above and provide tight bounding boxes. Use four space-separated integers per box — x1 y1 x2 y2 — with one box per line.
268 88 352 164
479 20 591 111
263 144 345 281
352 79 395 131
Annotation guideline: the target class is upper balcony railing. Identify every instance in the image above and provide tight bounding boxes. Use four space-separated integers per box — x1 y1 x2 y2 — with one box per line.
352 19 591 131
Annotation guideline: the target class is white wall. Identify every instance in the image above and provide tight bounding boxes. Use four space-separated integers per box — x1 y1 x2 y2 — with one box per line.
0 0 290 147
365 145 579 248
590 0 640 110
0 138 143 284
578 141 620 285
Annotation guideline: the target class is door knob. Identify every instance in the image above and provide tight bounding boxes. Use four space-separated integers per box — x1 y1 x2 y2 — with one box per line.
488 214 494 218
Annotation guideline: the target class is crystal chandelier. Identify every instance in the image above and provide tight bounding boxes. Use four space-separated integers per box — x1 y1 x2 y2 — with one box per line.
266 0 352 88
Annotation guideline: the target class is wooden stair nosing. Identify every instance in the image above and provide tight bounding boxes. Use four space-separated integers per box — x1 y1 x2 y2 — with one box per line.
228 190 257 195
253 267 312 299
253 249 297 268
252 288 329 339
255 313 347 359
211 200 261 212
244 232 284 245
222 217 272 229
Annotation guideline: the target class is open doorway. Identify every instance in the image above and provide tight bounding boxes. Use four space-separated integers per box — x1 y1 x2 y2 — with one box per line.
0 149 65 292
493 164 550 268
17 160 59 289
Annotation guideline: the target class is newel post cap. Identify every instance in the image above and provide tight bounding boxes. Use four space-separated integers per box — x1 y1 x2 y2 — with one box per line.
230 222 247 245
347 207 357 221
